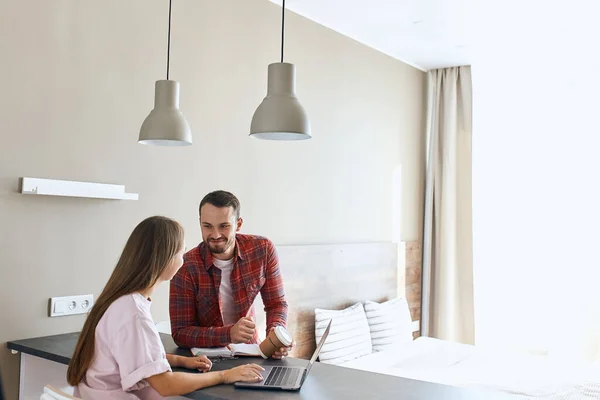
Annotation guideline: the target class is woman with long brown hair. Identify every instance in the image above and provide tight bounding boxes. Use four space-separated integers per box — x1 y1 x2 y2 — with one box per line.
67 216 263 399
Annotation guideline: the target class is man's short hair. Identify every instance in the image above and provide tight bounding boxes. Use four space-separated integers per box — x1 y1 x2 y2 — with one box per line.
199 190 241 219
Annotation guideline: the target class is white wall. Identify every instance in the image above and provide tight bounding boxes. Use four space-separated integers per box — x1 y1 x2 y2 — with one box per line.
0 1 426 398
472 0 600 360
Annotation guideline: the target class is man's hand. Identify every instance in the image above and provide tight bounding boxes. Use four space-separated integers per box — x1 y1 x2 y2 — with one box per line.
230 317 255 343
271 341 295 359
268 327 295 359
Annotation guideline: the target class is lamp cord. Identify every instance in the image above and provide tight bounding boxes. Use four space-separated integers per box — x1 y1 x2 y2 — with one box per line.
167 0 172 80
280 0 285 63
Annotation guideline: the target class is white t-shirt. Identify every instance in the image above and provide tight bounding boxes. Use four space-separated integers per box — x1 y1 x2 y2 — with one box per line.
75 293 170 400
213 258 238 325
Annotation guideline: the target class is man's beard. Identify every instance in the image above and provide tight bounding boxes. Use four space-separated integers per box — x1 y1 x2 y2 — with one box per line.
208 238 233 254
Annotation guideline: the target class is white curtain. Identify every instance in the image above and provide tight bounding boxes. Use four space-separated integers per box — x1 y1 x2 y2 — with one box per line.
421 66 474 344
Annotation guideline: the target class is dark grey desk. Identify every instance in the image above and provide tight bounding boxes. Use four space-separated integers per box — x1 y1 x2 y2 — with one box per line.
8 332 523 400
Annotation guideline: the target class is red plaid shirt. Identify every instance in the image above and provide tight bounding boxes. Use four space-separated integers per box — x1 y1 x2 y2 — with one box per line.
169 234 288 348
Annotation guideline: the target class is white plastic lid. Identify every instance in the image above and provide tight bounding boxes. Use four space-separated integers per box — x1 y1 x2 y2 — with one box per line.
274 326 293 346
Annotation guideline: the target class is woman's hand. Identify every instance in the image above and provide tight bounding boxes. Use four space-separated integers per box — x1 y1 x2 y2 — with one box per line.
222 364 265 384
179 355 212 372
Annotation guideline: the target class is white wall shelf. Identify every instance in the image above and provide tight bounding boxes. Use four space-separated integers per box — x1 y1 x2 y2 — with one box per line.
19 177 139 200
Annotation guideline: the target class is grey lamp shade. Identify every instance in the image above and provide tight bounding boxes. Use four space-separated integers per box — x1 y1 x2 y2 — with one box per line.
250 62 311 140
139 80 192 146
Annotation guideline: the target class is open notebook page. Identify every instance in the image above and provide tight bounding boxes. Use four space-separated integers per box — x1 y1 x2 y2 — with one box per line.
190 347 232 358
191 343 262 357
229 343 261 356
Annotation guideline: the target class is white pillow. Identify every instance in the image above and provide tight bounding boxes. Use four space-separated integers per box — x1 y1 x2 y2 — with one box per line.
364 297 413 352
314 302 372 365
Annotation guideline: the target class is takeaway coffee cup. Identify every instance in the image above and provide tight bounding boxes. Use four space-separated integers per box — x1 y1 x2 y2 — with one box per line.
258 326 293 359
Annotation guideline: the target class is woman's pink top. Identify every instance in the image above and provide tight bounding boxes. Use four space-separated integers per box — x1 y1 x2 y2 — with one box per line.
75 293 171 399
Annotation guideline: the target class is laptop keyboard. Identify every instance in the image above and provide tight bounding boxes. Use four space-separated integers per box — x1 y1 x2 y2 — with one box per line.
264 366 300 387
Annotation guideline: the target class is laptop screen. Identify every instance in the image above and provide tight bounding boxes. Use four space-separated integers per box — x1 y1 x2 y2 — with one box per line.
305 320 332 375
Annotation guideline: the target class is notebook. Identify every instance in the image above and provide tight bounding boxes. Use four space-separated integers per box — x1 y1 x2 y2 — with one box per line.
191 343 262 358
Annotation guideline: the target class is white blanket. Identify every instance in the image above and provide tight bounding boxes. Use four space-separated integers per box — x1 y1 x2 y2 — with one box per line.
339 337 600 399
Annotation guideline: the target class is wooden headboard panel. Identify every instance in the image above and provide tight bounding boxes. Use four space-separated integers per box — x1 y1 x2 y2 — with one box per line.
253 242 398 359
252 241 423 359
404 241 422 339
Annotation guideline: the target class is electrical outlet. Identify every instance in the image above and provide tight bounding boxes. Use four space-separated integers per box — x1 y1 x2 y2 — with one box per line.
49 294 94 317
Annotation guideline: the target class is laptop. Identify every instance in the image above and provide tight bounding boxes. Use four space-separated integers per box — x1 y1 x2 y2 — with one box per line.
235 320 332 391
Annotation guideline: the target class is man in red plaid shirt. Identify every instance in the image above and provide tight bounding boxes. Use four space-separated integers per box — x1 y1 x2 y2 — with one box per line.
169 190 292 358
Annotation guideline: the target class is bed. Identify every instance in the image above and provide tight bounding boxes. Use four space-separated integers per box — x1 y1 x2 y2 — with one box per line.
257 241 600 399
338 335 600 399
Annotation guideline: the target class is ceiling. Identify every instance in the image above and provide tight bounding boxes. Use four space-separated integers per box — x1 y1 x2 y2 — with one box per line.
270 0 599 71
270 0 473 71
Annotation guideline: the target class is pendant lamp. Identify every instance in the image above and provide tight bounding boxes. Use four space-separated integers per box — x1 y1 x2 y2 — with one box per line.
139 0 192 146
249 0 311 140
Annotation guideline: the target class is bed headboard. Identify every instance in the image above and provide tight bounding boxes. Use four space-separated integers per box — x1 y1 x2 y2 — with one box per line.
252 241 422 359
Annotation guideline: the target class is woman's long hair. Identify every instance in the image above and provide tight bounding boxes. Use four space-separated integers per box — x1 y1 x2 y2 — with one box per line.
67 216 184 386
